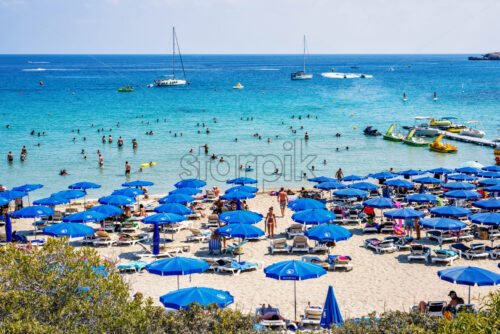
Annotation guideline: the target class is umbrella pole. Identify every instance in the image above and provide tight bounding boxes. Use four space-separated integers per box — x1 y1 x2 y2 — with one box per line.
294 280 297 321
468 286 471 304
177 275 180 290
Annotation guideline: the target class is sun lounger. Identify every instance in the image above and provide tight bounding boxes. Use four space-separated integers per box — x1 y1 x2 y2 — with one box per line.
120 221 138 233
33 220 49 235
346 209 361 225
115 233 148 246
186 212 201 220
454 228 474 242
300 306 323 327
426 301 447 317
302 256 329 270
385 236 414 251
255 307 286 330
186 229 211 242
407 244 430 263
205 190 217 202
474 226 500 240
451 243 489 260
364 238 396 254
431 249 459 265
269 238 291 254
163 221 192 233
102 220 117 233
218 259 262 275
362 223 379 233
291 236 309 253
206 214 219 228
426 230 457 245
327 255 353 271
93 234 118 247
80 234 99 245
117 260 148 273
135 242 190 259
379 221 395 233
486 245 500 259
309 241 329 253
286 223 304 239
208 238 222 254
224 239 247 256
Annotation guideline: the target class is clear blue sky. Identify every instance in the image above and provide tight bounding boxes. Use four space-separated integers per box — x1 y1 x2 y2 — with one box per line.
1 0 499 54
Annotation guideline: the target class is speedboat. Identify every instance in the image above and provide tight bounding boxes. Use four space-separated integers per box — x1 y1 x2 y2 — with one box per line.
233 82 244 89
382 124 404 142
291 35 313 80
460 121 485 138
430 117 465 133
413 117 441 137
403 129 429 147
429 135 457 153
363 126 381 136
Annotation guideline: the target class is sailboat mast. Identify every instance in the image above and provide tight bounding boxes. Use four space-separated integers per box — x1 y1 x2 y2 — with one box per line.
303 35 306 73
172 27 176 79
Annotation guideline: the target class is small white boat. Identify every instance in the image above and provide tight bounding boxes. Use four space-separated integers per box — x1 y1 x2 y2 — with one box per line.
389 67 395 71
412 117 441 137
402 92 407 101
291 35 313 80
155 78 186 86
233 82 244 89
155 27 188 87
460 121 485 138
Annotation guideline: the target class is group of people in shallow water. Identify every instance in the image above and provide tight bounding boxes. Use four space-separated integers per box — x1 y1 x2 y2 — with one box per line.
7 146 28 162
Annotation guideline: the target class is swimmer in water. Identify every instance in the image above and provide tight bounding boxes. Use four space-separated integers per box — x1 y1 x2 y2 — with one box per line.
219 157 225 162
102 136 106 143
118 137 123 147
21 146 27 155
204 144 209 154
99 154 103 167
81 149 85 154
323 159 327 165
20 153 26 162
108 135 112 143
211 154 217 160
305 132 309 140
125 161 131 175
189 148 193 153
7 151 13 162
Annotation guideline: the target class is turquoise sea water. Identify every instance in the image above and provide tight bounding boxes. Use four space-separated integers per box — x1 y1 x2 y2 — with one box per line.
0 54 499 198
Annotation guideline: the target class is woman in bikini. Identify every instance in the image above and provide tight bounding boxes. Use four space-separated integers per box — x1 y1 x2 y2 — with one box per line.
265 207 276 239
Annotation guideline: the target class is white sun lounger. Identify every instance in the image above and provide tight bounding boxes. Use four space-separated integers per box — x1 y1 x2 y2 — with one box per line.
135 242 190 259
407 244 430 263
186 229 211 242
291 236 309 253
300 306 323 327
451 243 489 260
364 238 396 254
269 238 291 254
286 223 304 239
217 259 263 275
486 245 500 259
115 233 148 246
431 249 459 266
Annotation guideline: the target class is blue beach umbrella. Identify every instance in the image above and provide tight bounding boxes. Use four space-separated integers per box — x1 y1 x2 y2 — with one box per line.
469 212 500 226
220 191 255 210
87 205 123 218
414 176 443 184
62 211 107 223
443 190 481 199
154 203 194 215
0 197 9 206
427 167 454 175
384 179 414 189
363 197 395 209
305 223 352 242
405 193 437 203
384 208 425 219
333 188 369 198
369 172 398 180
321 286 343 329
443 182 476 190
169 188 202 196
447 174 478 181
146 257 209 289
0 190 27 201
429 206 471 217
159 287 234 310
122 180 154 187
484 184 500 192
399 169 426 177
472 199 500 211
264 260 326 320
52 190 86 200
418 217 466 231
225 185 258 194
482 165 500 172
478 179 500 187
3 213 12 242
349 182 379 191
288 198 325 212
12 184 43 192
308 176 336 183
219 210 263 224
112 188 144 198
216 223 264 239
12 205 54 218
292 209 337 225
340 175 367 182
478 171 500 179
437 266 500 303
43 222 94 238
68 182 101 190
314 182 347 190
33 196 70 206
227 177 257 185
98 195 135 206
455 167 481 175
142 213 186 253
174 178 206 189
158 194 194 205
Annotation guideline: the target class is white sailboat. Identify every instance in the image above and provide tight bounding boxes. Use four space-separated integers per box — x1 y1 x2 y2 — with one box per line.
155 27 187 87
291 35 313 80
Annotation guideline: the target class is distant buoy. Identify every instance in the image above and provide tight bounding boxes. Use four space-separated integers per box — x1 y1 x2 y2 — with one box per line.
353 126 357 129
39 81 43 86
19 91 22 94
262 92 265 94
332 100 335 103
345 98 349 101
339 106 343 109
350 113 354 116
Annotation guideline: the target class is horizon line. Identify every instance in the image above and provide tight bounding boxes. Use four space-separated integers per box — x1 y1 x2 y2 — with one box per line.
0 52 483 56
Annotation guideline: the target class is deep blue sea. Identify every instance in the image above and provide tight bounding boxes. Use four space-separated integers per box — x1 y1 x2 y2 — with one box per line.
0 54 499 198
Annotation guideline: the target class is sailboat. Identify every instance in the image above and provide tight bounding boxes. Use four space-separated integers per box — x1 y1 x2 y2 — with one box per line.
155 27 187 87
291 35 313 80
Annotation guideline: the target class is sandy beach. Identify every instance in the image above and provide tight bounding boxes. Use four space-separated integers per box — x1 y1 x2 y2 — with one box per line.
8 191 499 320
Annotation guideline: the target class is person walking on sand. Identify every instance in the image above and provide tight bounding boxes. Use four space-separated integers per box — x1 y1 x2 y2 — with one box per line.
277 188 288 217
336 168 344 180
265 207 276 239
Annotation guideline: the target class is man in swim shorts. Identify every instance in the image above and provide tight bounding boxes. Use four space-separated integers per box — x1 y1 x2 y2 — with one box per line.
125 161 130 175
277 188 288 217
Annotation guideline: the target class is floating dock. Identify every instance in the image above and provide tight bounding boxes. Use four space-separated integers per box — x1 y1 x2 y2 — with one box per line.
437 130 497 147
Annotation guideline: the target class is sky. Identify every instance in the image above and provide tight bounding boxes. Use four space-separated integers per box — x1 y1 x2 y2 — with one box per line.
0 0 499 54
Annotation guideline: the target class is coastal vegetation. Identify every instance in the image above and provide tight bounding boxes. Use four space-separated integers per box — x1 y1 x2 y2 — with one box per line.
0 238 498 333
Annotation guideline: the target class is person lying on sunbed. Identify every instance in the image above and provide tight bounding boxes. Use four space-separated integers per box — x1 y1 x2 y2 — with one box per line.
416 290 464 313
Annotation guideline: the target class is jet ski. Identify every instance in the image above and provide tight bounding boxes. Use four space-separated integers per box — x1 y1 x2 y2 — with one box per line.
364 126 381 136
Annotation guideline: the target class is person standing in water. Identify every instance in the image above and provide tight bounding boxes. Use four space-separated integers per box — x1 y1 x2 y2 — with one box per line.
98 154 103 167
336 168 344 180
125 161 130 175
118 136 123 147
7 151 13 162
277 188 288 218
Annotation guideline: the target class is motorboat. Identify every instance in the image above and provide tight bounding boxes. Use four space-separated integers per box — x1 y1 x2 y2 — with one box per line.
233 82 244 89
382 124 404 142
291 35 313 80
459 121 485 138
429 117 465 133
363 126 381 136
429 135 457 153
402 129 429 147
413 117 441 137
155 27 188 87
